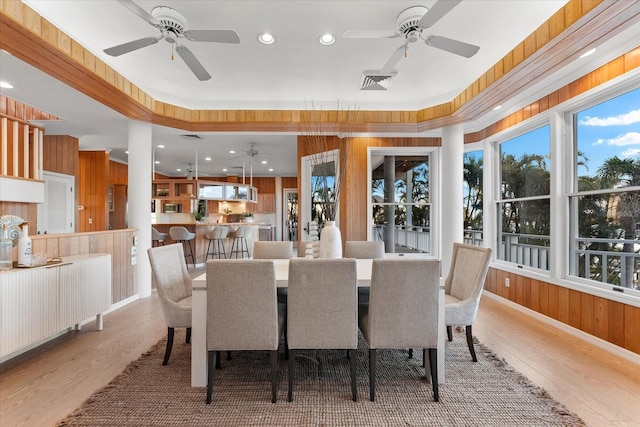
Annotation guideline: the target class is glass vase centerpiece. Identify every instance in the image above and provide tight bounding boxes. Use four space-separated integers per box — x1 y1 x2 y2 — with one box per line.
301 102 360 258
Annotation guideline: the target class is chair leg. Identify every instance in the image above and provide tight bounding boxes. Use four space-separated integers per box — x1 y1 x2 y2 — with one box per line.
369 348 377 401
162 327 174 365
428 348 439 402
227 351 232 360
466 325 477 362
408 348 413 359
205 239 213 262
447 325 453 342
349 348 357 402
186 327 191 344
422 348 426 368
288 349 296 402
206 350 216 404
270 350 278 403
215 351 221 369
219 239 227 259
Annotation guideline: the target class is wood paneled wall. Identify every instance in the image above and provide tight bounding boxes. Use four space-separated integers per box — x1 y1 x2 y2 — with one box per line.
109 160 128 185
282 177 297 189
78 151 109 232
485 268 640 355
43 135 78 175
30 229 138 304
0 95 59 121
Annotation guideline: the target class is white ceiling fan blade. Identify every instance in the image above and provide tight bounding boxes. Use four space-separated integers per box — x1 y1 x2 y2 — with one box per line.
103 36 162 56
418 0 462 29
343 30 398 39
381 45 406 74
184 29 240 44
426 35 479 58
176 45 212 81
117 0 162 28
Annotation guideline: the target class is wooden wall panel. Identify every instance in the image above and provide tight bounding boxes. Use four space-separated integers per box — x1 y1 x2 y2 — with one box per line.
281 177 297 188
78 151 109 232
43 135 78 175
486 267 640 356
109 160 128 185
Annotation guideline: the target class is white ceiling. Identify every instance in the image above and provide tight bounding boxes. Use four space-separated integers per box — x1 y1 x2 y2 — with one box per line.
2 0 622 178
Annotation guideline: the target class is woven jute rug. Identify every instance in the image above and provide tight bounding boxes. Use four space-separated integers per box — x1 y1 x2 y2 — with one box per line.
57 329 584 426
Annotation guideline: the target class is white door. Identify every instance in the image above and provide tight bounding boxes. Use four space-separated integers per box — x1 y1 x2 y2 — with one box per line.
38 171 75 234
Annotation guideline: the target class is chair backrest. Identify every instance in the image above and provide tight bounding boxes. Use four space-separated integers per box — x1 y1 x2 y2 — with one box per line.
218 226 229 238
344 240 384 259
297 240 314 257
205 226 227 240
206 259 279 351
253 241 293 259
170 226 194 241
365 259 440 349
444 243 492 304
152 227 166 241
147 244 192 323
232 226 250 238
287 258 358 349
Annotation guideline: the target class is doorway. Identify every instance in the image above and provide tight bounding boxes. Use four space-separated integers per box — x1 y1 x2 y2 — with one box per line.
283 188 298 242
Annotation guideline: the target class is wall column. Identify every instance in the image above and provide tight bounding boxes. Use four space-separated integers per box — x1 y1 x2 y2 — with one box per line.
128 120 152 298
440 124 464 274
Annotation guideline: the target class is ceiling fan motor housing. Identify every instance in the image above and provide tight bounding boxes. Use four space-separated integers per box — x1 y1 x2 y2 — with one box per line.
397 6 428 41
151 6 187 41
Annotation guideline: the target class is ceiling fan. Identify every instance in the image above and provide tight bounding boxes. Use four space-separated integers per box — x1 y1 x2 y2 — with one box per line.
103 0 240 81
229 143 275 185
344 0 479 74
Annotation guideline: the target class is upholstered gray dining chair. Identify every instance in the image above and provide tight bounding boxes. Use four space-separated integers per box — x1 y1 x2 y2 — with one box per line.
253 241 294 259
205 259 285 404
444 243 492 362
344 240 385 305
147 243 192 366
286 258 358 402
358 258 441 402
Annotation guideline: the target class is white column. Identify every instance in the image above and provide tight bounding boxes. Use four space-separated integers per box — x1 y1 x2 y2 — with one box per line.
275 176 282 241
128 120 153 298
440 124 464 274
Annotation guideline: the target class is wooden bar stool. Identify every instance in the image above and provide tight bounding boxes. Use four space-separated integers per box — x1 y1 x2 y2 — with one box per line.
204 226 228 261
169 226 196 267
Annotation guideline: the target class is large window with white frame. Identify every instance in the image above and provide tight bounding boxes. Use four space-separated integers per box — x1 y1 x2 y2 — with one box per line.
569 86 640 290
496 125 551 270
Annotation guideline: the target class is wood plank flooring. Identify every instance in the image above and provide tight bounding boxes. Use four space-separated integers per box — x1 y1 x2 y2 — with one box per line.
1 277 639 427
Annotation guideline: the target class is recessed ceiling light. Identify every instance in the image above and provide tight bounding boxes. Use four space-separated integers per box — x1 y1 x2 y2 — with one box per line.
493 104 502 111
318 34 335 46
222 168 228 172
261 160 268 164
229 150 236 154
580 48 596 58
258 33 275 45
0 81 14 89
205 156 212 161
176 168 182 172
154 160 160 164
268 168 274 172
156 144 165 148
125 150 129 154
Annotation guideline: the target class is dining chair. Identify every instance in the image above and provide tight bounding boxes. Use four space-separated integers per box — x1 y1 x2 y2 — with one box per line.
253 241 294 259
358 258 441 402
444 243 492 362
344 240 385 305
286 258 358 402
147 243 192 366
205 259 286 404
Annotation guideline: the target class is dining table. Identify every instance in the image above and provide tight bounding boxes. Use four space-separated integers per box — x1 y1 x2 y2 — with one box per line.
191 256 445 387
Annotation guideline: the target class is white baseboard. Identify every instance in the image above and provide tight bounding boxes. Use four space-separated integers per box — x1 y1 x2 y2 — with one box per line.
483 291 640 366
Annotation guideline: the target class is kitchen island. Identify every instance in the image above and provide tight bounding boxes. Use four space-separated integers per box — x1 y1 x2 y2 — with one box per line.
152 222 265 265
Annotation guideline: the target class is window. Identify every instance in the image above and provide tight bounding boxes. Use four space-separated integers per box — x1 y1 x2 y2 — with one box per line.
496 125 551 270
570 87 640 290
463 150 483 246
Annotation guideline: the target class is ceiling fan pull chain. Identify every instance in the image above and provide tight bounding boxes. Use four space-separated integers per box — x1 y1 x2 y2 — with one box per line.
171 43 175 61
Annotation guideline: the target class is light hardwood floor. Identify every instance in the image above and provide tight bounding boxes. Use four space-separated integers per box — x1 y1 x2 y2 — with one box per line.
1 279 639 427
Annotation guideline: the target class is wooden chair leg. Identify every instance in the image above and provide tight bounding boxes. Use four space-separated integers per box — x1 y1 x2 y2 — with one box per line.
288 349 296 402
369 348 377 401
206 350 216 404
270 350 278 403
447 325 453 342
185 327 191 344
466 325 477 362
428 348 439 402
350 348 357 402
162 327 174 365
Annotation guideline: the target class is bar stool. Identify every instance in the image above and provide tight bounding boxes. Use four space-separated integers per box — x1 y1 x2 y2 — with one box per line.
169 226 196 267
152 227 169 247
204 226 228 261
229 226 251 259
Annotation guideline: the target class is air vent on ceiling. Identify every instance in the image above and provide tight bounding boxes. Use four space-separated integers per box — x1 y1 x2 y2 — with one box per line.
182 134 202 140
360 70 397 91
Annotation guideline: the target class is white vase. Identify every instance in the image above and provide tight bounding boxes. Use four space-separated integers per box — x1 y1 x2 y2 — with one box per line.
319 221 342 259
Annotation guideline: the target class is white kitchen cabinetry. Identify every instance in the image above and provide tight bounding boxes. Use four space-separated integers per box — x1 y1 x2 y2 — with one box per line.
0 254 111 361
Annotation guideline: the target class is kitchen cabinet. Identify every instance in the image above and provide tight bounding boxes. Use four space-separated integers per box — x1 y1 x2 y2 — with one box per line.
0 254 112 361
256 193 275 213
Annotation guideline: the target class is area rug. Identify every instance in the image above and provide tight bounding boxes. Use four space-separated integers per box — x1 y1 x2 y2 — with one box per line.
57 329 584 426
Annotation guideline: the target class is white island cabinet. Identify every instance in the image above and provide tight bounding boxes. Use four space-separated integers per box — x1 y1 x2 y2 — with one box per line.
0 254 111 361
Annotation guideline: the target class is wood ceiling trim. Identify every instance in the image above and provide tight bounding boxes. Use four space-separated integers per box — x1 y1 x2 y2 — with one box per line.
0 0 632 134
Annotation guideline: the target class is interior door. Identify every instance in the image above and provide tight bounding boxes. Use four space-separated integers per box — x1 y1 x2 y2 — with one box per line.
38 171 75 234
282 189 298 242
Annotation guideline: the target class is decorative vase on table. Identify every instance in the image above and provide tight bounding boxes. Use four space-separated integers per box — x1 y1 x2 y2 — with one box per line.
319 221 342 259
